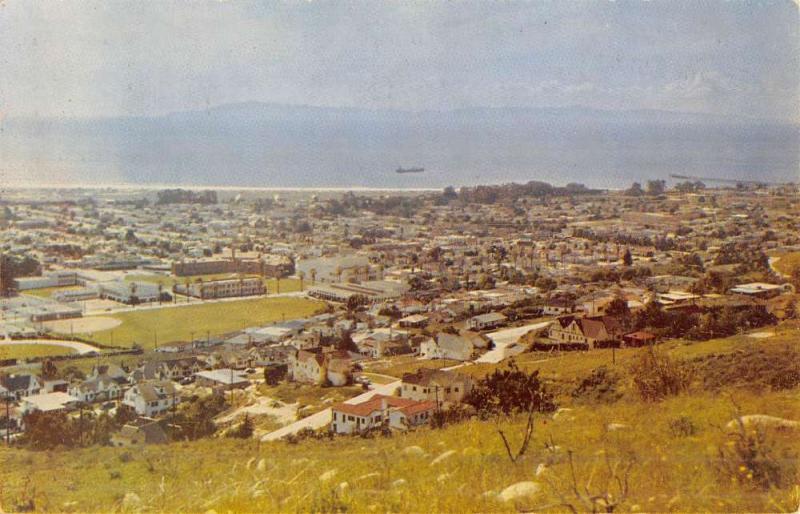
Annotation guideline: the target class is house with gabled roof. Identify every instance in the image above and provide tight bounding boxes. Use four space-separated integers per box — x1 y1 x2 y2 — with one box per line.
68 375 124 404
0 373 42 400
331 394 436 434
400 369 474 407
547 315 624 349
122 380 180 417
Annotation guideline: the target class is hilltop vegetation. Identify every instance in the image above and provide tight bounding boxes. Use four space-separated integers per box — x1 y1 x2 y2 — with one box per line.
2 326 798 512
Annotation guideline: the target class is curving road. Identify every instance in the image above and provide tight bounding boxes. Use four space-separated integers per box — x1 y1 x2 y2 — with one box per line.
0 339 101 355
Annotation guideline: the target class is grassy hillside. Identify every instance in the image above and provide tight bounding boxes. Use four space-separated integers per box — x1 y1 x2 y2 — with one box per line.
61 297 326 348
2 325 798 512
1 390 797 513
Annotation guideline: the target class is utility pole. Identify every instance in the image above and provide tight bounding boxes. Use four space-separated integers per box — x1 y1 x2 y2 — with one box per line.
4 394 11 445
230 368 234 405
78 403 84 447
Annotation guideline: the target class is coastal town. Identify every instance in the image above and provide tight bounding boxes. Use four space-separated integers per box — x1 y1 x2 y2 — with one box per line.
1 180 798 448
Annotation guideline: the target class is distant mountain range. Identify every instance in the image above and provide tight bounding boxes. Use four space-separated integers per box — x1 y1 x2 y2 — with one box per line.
2 103 797 189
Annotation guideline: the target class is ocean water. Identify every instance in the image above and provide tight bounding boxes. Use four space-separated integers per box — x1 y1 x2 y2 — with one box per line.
2 105 798 189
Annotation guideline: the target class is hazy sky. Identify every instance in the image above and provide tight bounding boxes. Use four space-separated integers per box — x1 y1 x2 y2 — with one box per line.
1 0 798 121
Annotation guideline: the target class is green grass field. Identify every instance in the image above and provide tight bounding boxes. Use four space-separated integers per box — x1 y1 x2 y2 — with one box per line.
0 344 76 360
771 251 800 277
62 296 326 348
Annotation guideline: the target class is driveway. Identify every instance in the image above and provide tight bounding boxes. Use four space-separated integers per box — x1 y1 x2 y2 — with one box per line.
261 379 401 441
476 320 552 363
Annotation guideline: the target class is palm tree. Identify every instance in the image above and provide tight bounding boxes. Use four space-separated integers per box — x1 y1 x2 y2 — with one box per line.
298 271 305 291
310 268 317 286
129 282 138 305
157 281 163 305
335 266 343 283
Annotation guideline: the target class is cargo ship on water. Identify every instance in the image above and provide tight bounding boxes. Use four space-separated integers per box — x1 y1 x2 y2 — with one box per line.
396 167 425 174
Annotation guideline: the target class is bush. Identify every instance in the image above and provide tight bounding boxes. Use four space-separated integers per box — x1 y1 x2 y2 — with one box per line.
716 421 796 490
431 403 475 429
572 366 622 404
464 360 556 416
629 348 692 401
668 416 697 437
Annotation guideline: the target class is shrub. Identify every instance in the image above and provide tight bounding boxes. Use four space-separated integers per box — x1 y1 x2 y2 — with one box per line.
572 366 622 404
715 420 796 490
668 416 697 437
629 348 692 401
464 360 556 416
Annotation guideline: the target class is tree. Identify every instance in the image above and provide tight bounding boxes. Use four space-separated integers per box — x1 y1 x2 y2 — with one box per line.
622 248 633 266
464 361 556 416
605 297 630 318
646 180 666 196
227 415 254 439
625 182 644 197
346 294 368 312
298 271 305 291
337 330 359 353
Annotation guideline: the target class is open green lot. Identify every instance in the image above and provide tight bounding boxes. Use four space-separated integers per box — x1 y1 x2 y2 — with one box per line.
59 296 326 349
0 344 76 360
770 251 800 277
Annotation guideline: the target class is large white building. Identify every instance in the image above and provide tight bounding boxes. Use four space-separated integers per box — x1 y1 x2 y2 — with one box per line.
174 278 265 299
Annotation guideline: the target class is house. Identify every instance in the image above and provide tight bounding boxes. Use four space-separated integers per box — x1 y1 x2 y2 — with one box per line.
89 364 129 383
0 373 42 400
421 332 476 361
122 380 180 417
400 369 474 407
729 282 793 299
110 417 169 447
622 331 656 347
467 312 507 331
19 392 80 415
397 314 429 329
248 345 294 367
194 369 250 390
133 358 203 382
547 315 624 349
542 298 576 316
289 349 353 386
331 394 436 434
68 375 123 404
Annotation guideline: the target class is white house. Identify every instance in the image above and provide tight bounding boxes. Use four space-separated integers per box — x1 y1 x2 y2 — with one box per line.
68 376 123 404
420 333 477 361
122 381 180 417
467 312 507 331
331 394 436 435
0 374 42 400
